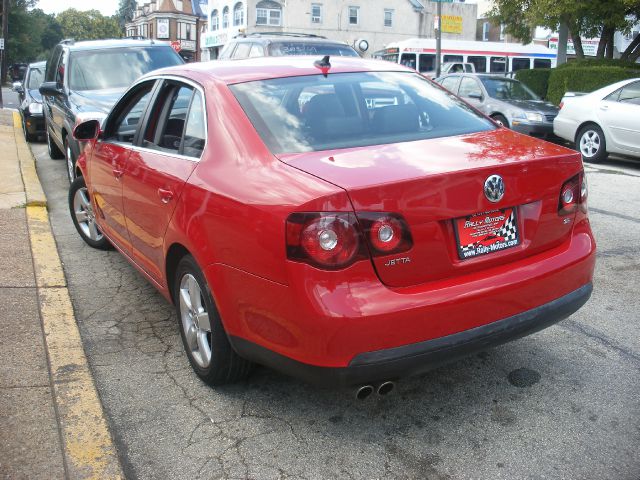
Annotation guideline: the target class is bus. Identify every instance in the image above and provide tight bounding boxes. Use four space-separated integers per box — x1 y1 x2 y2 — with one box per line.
373 38 557 74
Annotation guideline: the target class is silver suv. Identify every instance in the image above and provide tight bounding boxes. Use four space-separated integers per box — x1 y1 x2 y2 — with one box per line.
218 32 359 60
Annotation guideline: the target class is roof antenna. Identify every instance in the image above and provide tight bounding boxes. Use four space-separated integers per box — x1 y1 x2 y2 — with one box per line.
314 55 331 77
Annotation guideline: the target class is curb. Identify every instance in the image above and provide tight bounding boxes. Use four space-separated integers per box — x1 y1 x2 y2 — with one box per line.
15 112 124 479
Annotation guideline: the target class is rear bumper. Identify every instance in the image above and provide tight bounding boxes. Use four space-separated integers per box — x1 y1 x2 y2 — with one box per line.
230 283 592 387
511 121 555 138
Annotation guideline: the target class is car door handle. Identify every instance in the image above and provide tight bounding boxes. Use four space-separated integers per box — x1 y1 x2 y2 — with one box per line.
158 188 174 204
599 105 609 111
112 168 124 179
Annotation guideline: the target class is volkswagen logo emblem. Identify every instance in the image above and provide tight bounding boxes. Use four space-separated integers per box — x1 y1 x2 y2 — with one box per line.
484 174 505 203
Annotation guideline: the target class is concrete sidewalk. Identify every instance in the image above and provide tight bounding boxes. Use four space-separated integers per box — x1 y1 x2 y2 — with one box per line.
0 109 122 479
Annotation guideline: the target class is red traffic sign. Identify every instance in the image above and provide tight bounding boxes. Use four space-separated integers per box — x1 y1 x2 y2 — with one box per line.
170 41 182 53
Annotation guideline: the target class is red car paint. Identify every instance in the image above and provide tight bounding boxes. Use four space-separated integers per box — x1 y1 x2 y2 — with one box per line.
75 57 595 385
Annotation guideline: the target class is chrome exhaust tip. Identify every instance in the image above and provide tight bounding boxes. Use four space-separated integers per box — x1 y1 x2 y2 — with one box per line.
355 385 374 400
377 381 395 396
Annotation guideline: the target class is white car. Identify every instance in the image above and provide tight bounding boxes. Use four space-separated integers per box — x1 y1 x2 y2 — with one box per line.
553 78 640 162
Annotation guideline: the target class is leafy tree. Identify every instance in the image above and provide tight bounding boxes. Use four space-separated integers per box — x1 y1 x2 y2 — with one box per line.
117 0 137 30
488 0 640 61
5 2 62 64
56 8 122 41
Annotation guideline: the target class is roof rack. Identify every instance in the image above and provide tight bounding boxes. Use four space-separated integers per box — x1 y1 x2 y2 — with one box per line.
241 32 327 39
60 38 75 45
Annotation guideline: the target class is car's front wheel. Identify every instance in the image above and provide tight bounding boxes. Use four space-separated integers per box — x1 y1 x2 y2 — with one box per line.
492 114 509 128
68 176 111 250
46 127 64 159
174 255 252 386
577 124 608 163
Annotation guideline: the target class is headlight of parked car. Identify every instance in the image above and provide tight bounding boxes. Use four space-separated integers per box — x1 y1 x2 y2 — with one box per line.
524 112 544 123
28 102 43 114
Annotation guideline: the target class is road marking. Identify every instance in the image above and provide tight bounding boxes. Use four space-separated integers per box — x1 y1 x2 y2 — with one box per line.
16 112 123 479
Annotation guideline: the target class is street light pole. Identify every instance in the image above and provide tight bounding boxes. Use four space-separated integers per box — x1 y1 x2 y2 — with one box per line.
435 0 442 77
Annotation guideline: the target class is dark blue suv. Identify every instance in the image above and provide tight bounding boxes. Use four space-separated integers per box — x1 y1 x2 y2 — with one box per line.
40 38 184 183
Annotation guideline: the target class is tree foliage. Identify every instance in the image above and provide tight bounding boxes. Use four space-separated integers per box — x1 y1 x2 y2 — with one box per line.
56 9 122 41
488 0 640 61
117 0 138 30
6 3 62 64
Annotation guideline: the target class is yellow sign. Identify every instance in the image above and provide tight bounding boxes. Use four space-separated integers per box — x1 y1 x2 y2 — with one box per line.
441 15 463 34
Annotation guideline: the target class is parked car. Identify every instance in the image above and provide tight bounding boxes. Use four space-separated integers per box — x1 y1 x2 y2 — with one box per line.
39 38 184 183
8 63 28 82
218 32 359 60
434 73 559 138
69 57 595 396
554 78 640 162
422 61 475 78
13 61 46 142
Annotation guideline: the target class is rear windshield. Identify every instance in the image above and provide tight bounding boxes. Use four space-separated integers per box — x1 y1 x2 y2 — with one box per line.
230 71 495 154
68 47 183 91
27 67 44 90
268 42 359 57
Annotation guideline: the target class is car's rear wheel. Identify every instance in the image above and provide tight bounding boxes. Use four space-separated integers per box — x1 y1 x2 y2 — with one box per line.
174 255 252 386
577 124 608 163
492 114 509 128
46 127 64 159
69 176 111 250
65 138 76 184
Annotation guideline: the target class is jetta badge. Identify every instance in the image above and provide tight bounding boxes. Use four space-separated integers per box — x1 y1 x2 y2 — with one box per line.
484 174 505 203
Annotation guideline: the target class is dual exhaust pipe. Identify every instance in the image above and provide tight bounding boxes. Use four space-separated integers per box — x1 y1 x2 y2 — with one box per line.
355 381 395 400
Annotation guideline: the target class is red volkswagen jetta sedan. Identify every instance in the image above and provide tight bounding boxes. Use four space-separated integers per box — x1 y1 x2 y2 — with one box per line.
69 57 595 395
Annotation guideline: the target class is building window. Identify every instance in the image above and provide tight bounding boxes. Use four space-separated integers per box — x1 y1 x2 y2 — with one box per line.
384 9 393 27
233 2 244 26
499 24 506 41
311 3 322 24
178 22 194 40
256 1 282 26
211 9 219 31
223 6 229 28
176 0 183 11
482 22 490 41
348 6 359 25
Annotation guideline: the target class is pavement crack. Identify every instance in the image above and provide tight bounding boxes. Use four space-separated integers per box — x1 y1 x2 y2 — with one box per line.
560 319 640 366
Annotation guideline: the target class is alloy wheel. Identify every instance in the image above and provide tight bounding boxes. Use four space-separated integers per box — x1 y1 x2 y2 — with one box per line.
579 130 601 158
72 186 103 242
179 274 212 369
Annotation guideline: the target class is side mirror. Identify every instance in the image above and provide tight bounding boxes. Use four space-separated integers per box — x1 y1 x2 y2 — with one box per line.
73 120 101 141
12 82 24 94
39 81 63 97
468 92 483 101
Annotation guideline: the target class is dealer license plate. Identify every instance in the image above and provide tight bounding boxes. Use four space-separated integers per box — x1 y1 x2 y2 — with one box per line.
454 207 520 260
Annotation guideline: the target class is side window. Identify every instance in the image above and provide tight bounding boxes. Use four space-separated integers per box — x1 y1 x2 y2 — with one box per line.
400 53 416 69
232 42 251 59
418 54 435 73
490 56 506 73
106 81 156 143
55 50 68 86
468 56 487 73
440 76 460 94
443 55 463 63
618 82 640 105
182 92 206 158
248 43 264 58
533 59 551 69
512 57 530 71
45 47 62 82
459 77 482 99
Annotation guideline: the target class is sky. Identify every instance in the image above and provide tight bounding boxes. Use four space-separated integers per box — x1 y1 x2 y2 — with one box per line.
35 0 121 16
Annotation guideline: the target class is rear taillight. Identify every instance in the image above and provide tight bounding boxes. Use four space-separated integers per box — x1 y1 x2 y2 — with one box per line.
356 212 413 256
286 213 367 270
286 212 413 269
558 171 587 215
559 101 564 110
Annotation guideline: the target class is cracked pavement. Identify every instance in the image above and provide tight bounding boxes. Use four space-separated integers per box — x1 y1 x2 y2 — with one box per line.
32 143 639 480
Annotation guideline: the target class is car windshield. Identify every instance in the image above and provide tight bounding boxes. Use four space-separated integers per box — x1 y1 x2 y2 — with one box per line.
268 42 359 57
480 77 539 101
27 67 44 90
230 71 495 154
68 47 183 91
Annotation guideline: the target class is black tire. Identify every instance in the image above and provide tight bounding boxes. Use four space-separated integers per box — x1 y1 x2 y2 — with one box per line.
22 116 37 142
64 138 76 184
576 124 608 163
68 176 111 250
46 126 64 159
174 255 253 386
492 114 509 128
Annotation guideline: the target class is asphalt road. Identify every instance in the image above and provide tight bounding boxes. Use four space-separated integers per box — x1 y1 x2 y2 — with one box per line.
1 87 20 110
32 140 639 480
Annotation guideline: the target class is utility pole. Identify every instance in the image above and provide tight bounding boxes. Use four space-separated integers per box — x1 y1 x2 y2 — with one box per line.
0 0 8 108
435 0 442 77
